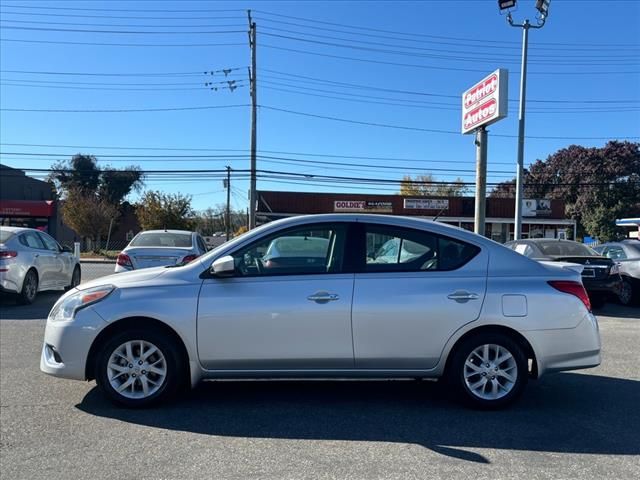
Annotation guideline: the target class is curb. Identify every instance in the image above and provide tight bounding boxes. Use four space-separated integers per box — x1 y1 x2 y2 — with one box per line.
80 259 116 264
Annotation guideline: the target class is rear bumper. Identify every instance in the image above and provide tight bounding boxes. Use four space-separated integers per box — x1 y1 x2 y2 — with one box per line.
525 313 602 376
583 275 622 295
0 271 21 294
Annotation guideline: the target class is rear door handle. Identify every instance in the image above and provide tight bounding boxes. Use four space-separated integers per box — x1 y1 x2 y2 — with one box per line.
307 292 340 303
447 291 479 302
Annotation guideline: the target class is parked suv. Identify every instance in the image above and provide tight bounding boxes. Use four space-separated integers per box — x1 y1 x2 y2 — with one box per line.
593 240 640 305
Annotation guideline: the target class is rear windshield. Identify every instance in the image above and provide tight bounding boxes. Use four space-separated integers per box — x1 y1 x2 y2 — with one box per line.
0 230 15 243
129 232 192 248
537 241 597 257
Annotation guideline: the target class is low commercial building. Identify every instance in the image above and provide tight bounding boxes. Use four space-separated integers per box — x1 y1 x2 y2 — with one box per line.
257 190 576 243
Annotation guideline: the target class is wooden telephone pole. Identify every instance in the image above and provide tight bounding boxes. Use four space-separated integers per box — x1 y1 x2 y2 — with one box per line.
248 10 257 229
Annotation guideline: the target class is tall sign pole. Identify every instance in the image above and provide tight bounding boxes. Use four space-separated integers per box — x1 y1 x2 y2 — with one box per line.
225 166 231 241
513 18 530 240
474 127 488 235
462 69 508 236
248 10 257 229
501 1 551 239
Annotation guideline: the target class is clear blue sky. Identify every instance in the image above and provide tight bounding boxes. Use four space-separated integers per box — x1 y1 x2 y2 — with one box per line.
1 0 639 212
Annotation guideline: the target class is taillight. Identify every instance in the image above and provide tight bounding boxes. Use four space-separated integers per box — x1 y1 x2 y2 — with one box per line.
116 253 133 268
0 251 18 259
181 254 198 264
548 280 591 312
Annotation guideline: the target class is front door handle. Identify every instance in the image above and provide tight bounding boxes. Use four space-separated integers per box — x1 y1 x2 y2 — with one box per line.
447 291 479 302
307 291 340 303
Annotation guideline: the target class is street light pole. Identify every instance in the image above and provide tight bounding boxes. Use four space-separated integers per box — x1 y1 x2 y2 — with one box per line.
506 7 547 240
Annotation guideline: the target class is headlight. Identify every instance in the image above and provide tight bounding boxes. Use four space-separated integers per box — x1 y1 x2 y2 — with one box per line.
50 285 115 322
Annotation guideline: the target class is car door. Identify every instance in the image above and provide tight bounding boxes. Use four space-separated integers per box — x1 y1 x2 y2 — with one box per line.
197 222 355 370
352 223 488 369
37 232 67 287
19 231 54 288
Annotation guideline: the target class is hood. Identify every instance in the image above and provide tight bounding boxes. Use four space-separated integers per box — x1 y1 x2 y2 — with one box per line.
78 266 169 291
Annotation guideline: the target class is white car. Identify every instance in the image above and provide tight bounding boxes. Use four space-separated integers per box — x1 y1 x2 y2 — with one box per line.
115 230 208 273
41 215 601 409
0 227 81 304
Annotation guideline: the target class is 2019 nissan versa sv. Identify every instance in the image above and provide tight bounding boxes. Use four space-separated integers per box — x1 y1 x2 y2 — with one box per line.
41 215 601 409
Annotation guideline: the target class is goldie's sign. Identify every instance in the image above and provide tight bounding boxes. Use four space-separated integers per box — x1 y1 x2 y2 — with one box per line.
462 68 508 134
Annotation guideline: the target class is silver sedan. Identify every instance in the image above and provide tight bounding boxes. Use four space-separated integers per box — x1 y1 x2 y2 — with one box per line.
1 226 81 304
40 215 601 409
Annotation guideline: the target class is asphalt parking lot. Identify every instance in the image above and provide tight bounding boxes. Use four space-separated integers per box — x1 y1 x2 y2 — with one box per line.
1 272 638 479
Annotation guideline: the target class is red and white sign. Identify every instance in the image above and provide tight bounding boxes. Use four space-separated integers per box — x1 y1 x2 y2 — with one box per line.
462 68 508 134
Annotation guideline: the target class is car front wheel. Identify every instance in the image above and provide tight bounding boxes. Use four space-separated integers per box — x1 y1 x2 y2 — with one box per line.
448 333 528 409
95 330 183 408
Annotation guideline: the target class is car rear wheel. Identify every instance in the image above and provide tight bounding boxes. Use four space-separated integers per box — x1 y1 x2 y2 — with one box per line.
95 330 183 408
448 333 528 409
17 269 38 305
617 278 634 306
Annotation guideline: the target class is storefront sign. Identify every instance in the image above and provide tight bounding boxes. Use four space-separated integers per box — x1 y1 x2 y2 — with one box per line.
403 198 449 210
462 68 508 134
522 199 552 217
334 200 393 213
0 200 55 217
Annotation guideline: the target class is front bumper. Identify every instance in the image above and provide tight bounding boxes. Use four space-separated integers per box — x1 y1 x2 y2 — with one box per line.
40 306 106 380
525 313 601 376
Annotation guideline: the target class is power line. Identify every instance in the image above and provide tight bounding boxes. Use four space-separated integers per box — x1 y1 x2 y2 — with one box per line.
0 19 248 28
258 26 640 65
0 10 245 21
0 4 244 13
1 38 246 48
253 9 640 49
1 25 247 34
1 83 246 92
1 104 249 113
260 105 640 140
261 43 640 76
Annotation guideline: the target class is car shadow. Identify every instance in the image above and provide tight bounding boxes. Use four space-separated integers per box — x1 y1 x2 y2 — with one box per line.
0 291 60 320
594 303 640 319
77 372 640 462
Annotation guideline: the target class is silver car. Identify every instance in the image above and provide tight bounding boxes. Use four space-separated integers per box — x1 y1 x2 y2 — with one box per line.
114 229 208 273
0 227 81 304
40 215 601 409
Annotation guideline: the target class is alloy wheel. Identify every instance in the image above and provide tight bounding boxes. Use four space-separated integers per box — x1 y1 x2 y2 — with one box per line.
107 340 167 399
463 343 518 401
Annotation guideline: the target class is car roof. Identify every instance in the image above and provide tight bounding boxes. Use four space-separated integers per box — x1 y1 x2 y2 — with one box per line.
137 229 195 235
0 226 38 233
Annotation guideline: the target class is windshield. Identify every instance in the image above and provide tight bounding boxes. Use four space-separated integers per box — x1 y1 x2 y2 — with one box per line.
537 241 598 257
129 232 193 248
0 229 15 243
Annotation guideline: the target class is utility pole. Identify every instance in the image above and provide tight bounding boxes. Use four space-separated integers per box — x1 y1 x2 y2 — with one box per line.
502 1 550 239
474 127 488 236
248 10 257 229
225 166 231 241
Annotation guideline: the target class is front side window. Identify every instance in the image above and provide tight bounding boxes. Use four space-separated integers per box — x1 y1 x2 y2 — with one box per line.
231 224 346 276
38 232 60 252
364 225 479 272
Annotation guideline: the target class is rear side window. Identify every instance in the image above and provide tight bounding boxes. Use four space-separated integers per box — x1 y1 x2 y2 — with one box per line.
364 224 480 272
0 230 14 243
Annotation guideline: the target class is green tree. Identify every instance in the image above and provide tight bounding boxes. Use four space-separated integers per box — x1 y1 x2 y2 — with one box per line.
399 174 468 196
136 191 195 230
50 154 144 204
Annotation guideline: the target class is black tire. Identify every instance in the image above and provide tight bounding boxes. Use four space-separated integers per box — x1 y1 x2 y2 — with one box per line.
95 329 185 408
65 265 81 291
616 277 635 306
447 333 528 409
17 269 38 305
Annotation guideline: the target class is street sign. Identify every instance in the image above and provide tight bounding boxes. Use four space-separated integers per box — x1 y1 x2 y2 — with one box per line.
461 68 508 134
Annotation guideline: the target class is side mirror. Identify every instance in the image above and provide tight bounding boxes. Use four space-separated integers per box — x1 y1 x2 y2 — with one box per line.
211 255 235 276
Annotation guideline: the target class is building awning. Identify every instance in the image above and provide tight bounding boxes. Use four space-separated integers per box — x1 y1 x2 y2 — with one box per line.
616 218 640 227
0 200 55 217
